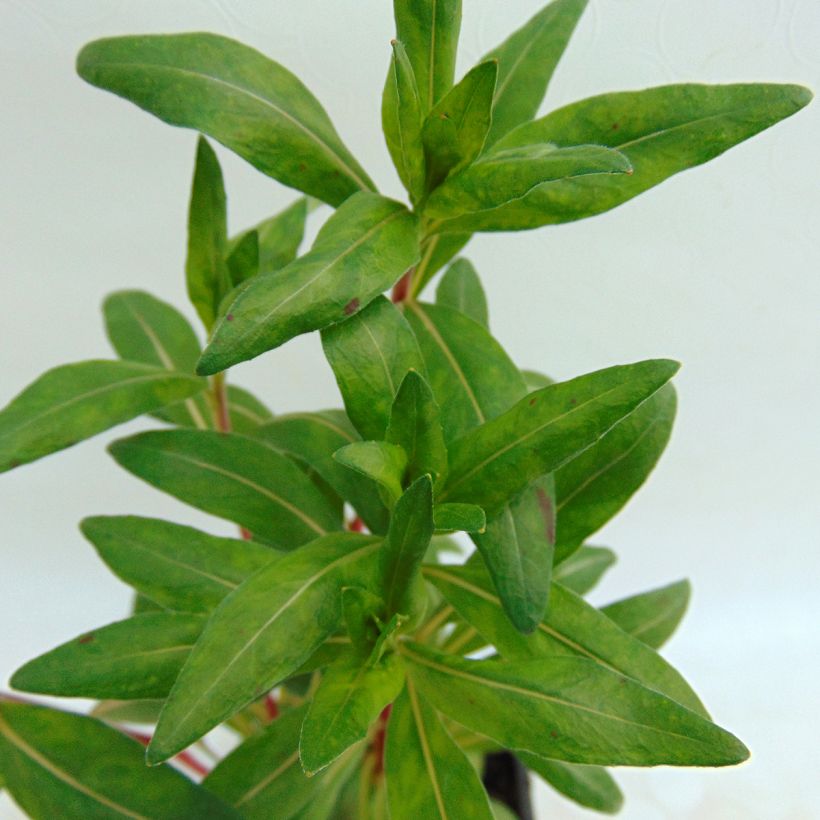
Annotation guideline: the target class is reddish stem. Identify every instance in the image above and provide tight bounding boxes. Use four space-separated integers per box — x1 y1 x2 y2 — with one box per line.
125 729 210 777
370 703 393 778
348 515 365 533
391 271 411 303
265 694 279 721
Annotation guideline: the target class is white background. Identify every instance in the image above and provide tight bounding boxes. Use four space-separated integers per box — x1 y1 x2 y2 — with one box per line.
1 1 818 818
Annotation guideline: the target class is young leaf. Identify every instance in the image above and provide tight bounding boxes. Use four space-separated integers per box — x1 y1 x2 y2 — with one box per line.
553 545 617 595
422 60 497 186
108 429 341 549
441 359 680 514
199 193 419 374
225 229 260 288
0 701 239 819
81 515 279 613
334 441 408 506
385 680 494 820
521 369 555 391
148 533 381 763
77 33 374 205
322 295 426 440
601 579 691 650
393 0 462 111
402 642 748 767
342 587 386 652
386 370 448 484
11 612 206 700
482 0 589 147
433 503 485 534
435 257 489 327
0 360 201 473
382 40 427 203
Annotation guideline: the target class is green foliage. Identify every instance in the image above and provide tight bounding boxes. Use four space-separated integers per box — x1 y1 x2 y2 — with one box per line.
3 2 810 817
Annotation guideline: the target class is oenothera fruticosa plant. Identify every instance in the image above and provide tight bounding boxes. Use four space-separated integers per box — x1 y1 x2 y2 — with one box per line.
0 1 810 817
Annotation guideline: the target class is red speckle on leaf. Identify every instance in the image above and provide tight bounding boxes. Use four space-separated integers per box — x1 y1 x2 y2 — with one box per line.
568 397 577 407
298 162 307 172
78 634 95 644
529 397 537 406
611 122 619 130
343 298 360 316
226 313 234 322
535 488 556 545
550 729 560 739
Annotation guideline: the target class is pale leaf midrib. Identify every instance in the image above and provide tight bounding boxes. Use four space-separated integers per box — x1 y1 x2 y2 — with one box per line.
407 678 449 819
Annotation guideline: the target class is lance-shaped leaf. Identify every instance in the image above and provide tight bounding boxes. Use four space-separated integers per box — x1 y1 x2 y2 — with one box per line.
435 258 488 327
482 0 589 147
323 295 426 440
290 748 362 820
555 384 676 560
602 580 691 650
383 40 427 203
422 60 497 186
224 385 274 433
334 441 408 507
553 545 616 595
81 515 278 613
441 359 680 514
433 503 485 533
385 680 493 820
393 0 462 111
148 533 381 763
11 612 206 700
300 651 404 775
424 143 632 230
0 360 201 473
0 701 239 819
517 753 623 815
108 429 341 549
401 642 748 767
77 33 374 205
92 699 165 725
225 229 259 288
199 193 419 374
423 564 707 716
411 231 472 297
386 370 448 484
463 82 814 232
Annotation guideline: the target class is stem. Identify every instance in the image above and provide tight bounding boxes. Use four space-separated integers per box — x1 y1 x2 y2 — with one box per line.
210 372 231 433
414 604 454 643
391 269 412 303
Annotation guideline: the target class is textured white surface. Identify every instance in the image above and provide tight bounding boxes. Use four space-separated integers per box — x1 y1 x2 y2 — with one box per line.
1 1 818 818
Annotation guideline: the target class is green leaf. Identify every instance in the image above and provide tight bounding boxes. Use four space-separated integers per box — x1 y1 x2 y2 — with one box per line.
0 360 201 473
11 612 205 700
553 545 616 595
300 651 404 775
435 258 488 327
225 229 259 288
334 441 408 507
433 503 485 533
381 475 435 620
385 680 493 820
518 753 623 815
382 40 427 203
555 384 676 560
289 748 362 820
148 533 381 763
81 515 278 613
199 193 420 374
482 0 589 147
441 359 680 515
601 579 691 650
77 33 374 205
422 60 497 186
108 429 341 549
402 642 748 767
424 143 632 231
393 0 462 111
322 295 426 440
0 700 239 818
341 587 386 653
91 699 165 725
423 564 707 716
521 369 555 391
386 370 448 484
224 385 274 433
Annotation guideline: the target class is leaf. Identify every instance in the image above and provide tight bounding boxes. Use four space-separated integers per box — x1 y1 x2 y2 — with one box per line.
225 385 274 433
300 652 404 775
0 700 239 818
322 295 426 440
401 642 748 767
0 360 201 473
393 0 462 111
424 143 632 230
382 40 427 203
435 258 488 327
385 680 493 820
226 229 260 288
108 429 341 549
147 533 381 763
555 384 676 561
198 193 419 374
482 0 589 147
423 564 707 716
411 231 472 297
601 580 691 650
433 503 485 533
334 441 408 507
81 515 278 613
518 753 623 815
289 748 362 820
553 545 616 595
77 33 374 205
91 699 165 725
11 612 206 700
440 359 680 515
521 369 554 391
422 60 497 186
386 370 448 484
